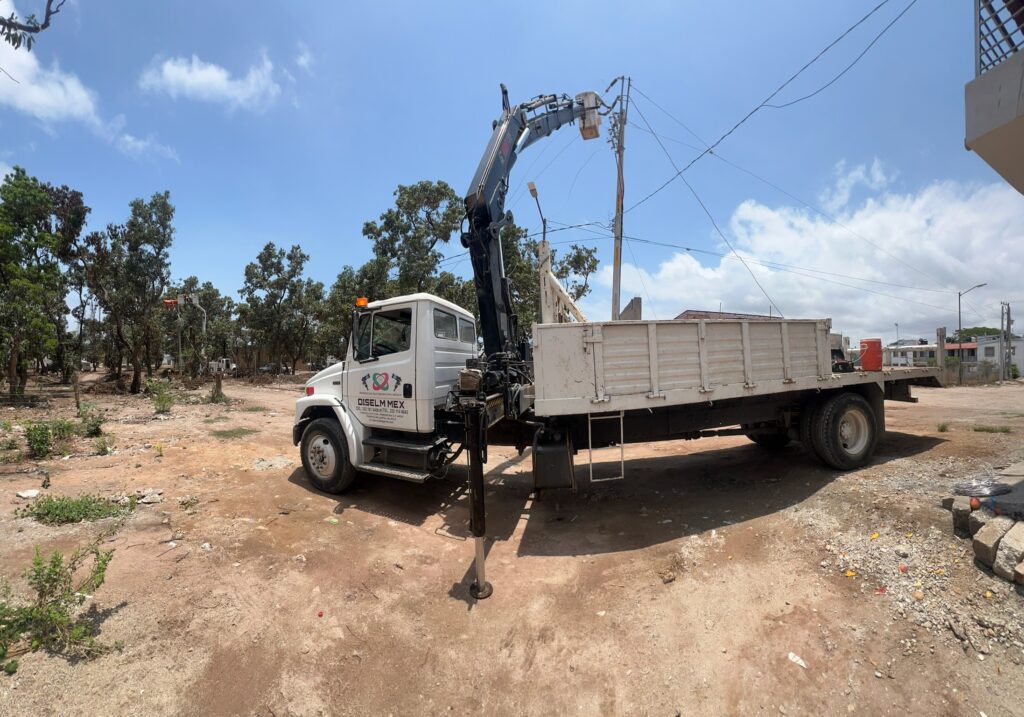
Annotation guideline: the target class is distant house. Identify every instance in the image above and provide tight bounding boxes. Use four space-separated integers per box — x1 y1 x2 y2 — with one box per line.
674 309 777 321
944 342 978 362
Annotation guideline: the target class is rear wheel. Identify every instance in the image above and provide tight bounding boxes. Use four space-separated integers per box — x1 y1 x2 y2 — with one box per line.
300 418 356 493
810 392 877 470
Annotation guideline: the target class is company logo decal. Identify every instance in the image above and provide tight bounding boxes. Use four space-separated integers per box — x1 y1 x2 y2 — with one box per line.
361 372 402 392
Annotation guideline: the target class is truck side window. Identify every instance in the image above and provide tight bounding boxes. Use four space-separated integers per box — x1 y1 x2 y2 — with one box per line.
458 317 476 344
354 308 412 360
372 308 412 356
434 309 458 341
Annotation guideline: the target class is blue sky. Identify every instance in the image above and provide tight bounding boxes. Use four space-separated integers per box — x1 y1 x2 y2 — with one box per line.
1 1 1018 340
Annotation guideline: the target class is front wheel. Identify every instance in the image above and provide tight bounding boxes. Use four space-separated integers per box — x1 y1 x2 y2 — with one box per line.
300 418 356 493
810 392 877 470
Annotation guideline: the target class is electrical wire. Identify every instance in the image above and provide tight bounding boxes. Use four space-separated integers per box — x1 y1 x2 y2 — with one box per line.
627 101 981 302
623 238 657 319
765 0 919 109
632 100 785 317
625 0 906 214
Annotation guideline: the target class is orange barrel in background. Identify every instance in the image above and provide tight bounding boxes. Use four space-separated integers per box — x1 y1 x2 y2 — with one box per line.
859 338 882 371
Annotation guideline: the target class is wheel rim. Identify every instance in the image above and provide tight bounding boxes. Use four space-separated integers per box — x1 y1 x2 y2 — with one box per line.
305 431 336 479
837 407 870 455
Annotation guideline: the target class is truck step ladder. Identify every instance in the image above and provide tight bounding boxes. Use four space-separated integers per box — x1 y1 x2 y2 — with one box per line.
358 461 430 484
587 411 625 483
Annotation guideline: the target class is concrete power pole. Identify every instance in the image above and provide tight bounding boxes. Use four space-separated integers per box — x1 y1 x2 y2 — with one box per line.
607 76 631 321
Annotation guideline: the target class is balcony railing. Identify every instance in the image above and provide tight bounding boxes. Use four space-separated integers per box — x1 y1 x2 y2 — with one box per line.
977 0 1024 74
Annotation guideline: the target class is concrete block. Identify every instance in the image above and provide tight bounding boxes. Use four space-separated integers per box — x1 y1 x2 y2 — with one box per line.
1014 561 1024 584
969 507 995 536
941 495 955 510
952 496 972 535
993 522 1024 581
973 516 1016 567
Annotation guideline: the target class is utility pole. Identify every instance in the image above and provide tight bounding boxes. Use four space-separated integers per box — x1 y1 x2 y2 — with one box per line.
607 75 630 321
958 282 987 385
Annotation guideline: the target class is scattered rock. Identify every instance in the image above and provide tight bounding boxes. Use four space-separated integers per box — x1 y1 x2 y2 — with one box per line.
952 496 972 535
15 489 39 499
139 493 163 504
911 590 925 601
940 496 955 510
969 508 994 537
201 542 212 551
1014 561 1024 584
894 545 910 558
992 522 1024 581
293 554 306 563
972 516 1016 567
252 455 294 471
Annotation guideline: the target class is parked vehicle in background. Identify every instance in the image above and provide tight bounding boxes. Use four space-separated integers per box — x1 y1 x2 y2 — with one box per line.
209 357 236 375
258 363 291 375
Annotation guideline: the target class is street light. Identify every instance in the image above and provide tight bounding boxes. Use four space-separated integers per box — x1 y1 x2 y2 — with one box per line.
527 181 546 244
958 282 987 385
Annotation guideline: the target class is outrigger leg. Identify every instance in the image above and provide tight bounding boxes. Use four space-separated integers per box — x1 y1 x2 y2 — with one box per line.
465 403 492 600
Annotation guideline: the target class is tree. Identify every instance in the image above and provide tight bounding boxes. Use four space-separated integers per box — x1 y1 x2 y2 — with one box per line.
84 192 175 393
0 167 84 395
555 244 599 302
238 242 313 371
362 180 463 294
162 277 236 377
953 326 1000 343
1 0 65 51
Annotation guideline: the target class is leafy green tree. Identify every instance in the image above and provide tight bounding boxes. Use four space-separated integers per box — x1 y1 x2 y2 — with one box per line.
0 167 84 395
162 277 237 377
83 192 175 393
362 180 463 294
952 326 1000 343
238 242 314 371
555 244 599 302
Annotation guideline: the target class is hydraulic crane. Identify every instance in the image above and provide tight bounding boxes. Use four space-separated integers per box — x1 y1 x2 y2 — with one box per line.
454 85 603 597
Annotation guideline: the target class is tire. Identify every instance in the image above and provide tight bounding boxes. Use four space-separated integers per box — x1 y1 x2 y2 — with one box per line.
300 418 356 493
746 432 791 450
809 392 877 470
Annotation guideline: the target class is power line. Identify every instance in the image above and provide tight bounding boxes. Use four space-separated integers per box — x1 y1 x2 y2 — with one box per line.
765 0 919 109
627 102 972 297
632 100 785 317
623 238 657 319
625 0 905 214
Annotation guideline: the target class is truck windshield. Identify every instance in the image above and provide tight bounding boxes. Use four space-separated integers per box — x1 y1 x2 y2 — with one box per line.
353 308 412 360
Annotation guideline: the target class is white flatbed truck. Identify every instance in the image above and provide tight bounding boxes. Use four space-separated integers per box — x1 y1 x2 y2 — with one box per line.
294 85 941 598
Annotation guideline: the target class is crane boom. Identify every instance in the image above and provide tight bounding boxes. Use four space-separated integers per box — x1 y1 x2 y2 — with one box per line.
462 86 601 359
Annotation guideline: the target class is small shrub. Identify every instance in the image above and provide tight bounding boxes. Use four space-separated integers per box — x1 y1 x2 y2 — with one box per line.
0 536 117 660
16 495 134 525
210 428 259 440
242 405 267 413
25 424 52 458
154 443 164 457
47 420 76 441
93 436 114 456
147 380 174 414
1 419 11 432
1012 365 1020 380
77 402 105 437
1 437 17 451
973 425 1011 434
936 423 948 433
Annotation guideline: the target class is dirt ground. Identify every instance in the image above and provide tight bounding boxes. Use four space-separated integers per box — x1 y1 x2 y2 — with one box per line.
0 377 1022 716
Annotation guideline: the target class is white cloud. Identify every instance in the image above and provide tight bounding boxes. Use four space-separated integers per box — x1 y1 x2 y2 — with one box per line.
116 133 179 162
139 52 281 111
819 158 892 213
0 19 100 126
584 174 1021 342
0 160 11 179
295 42 313 73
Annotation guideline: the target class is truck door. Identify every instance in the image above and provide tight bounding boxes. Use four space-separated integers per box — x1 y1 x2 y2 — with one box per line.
348 304 418 432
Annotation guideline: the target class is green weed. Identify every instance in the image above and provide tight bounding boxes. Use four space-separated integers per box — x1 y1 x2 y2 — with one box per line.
973 425 1012 434
25 424 51 458
936 423 948 433
16 495 134 525
77 402 105 437
210 428 259 440
0 535 118 661
93 436 114 456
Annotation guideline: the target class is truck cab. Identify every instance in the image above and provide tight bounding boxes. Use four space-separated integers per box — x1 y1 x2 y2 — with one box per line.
293 293 477 492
